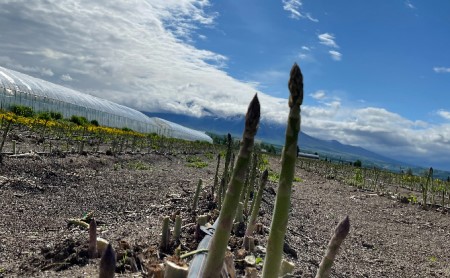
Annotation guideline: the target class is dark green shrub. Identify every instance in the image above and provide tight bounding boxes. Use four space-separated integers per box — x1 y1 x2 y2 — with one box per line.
50 111 63 120
10 105 34 117
406 168 414 176
90 119 99 126
37 112 51 121
121 127 133 132
353 159 362 167
70 115 89 126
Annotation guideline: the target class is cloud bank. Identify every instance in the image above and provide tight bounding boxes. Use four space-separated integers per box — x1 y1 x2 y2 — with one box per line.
0 0 289 123
302 91 450 168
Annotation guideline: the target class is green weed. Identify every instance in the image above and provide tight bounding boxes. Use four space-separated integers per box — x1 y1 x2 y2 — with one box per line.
126 161 151 170
347 168 364 188
204 152 214 160
407 194 418 204
187 161 208 168
259 154 269 171
268 171 280 183
186 156 203 163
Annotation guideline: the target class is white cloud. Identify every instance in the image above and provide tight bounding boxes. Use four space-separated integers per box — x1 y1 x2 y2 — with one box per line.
302 104 450 168
306 13 319 22
301 46 310 51
437 109 450 120
318 33 338 48
433 67 450 73
329 50 342 61
60 74 73 81
303 101 340 119
0 0 288 121
310 90 326 100
405 0 415 9
282 0 318 22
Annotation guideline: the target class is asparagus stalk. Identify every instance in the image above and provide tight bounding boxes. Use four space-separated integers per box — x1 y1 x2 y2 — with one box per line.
244 169 268 238
212 154 221 197
262 63 303 278
160 216 170 252
174 215 182 242
315 216 350 278
202 95 260 277
99 243 116 278
88 218 98 259
219 133 233 200
192 179 203 212
243 153 258 214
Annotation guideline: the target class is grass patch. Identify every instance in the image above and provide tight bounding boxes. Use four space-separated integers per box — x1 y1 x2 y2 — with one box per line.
126 161 151 170
186 156 208 168
204 152 214 160
268 171 302 183
268 171 280 183
187 161 208 168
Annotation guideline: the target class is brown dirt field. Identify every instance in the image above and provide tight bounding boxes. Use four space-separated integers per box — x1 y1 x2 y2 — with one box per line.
0 149 449 277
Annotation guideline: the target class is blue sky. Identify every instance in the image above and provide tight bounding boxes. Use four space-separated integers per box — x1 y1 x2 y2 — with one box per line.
196 0 450 121
0 0 449 169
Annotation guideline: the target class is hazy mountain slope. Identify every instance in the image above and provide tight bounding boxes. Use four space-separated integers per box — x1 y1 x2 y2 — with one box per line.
145 113 396 161
144 112 450 179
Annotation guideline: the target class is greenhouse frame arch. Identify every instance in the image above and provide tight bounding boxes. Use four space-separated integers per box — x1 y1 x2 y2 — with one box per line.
0 66 212 143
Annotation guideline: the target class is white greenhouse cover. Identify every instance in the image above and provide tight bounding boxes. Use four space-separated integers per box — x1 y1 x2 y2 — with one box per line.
0 66 212 143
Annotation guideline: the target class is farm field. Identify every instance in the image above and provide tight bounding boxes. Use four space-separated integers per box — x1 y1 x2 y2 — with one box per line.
1 142 449 277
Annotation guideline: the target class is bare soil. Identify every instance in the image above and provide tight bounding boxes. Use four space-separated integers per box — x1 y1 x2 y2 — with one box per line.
1 148 449 277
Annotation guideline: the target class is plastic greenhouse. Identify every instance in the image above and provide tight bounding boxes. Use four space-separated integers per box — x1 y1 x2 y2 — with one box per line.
0 66 212 143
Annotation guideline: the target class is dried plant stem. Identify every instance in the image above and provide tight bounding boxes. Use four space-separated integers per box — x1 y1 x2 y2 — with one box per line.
0 119 12 154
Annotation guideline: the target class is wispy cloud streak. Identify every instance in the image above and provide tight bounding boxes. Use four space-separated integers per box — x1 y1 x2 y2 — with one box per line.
318 33 339 48
329 50 342 61
282 0 318 22
433 67 450 73
437 109 450 120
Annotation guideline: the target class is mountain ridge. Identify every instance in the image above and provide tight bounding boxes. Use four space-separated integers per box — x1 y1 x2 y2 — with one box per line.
143 112 450 179
144 112 398 162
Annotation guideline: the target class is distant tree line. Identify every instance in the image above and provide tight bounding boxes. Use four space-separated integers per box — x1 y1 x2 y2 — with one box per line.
206 132 279 154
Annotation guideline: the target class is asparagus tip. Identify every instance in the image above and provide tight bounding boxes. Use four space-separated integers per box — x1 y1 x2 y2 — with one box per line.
335 215 350 239
99 243 116 278
288 63 304 108
245 94 260 136
262 169 269 180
